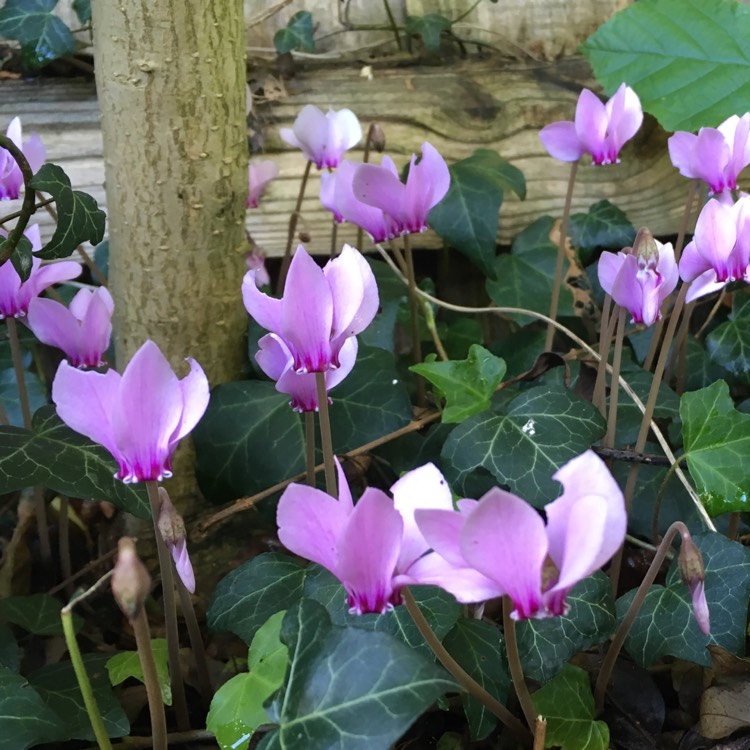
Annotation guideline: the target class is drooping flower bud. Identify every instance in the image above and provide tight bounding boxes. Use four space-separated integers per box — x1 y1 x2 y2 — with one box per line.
369 123 386 153
678 531 710 636
157 487 195 594
112 537 151 619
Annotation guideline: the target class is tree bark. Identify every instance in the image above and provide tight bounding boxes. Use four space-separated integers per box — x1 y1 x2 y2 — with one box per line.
91 0 248 508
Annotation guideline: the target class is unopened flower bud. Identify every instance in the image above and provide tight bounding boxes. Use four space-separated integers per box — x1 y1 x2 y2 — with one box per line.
368 123 386 153
112 537 151 619
678 532 710 636
157 488 195 594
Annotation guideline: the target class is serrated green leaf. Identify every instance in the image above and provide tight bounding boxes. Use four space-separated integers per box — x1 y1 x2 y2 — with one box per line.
411 345 507 423
429 149 525 278
0 406 149 519
568 200 635 264
0 0 75 68
516 572 615 684
532 664 609 750
207 553 307 644
0 666 63 748
259 599 455 750
273 10 314 53
486 216 575 322
443 618 510 740
680 380 750 515
0 593 82 636
207 611 288 750
405 13 453 53
30 655 129 741
193 381 305 504
72 0 91 24
0 368 46 427
618 532 750 667
441 385 606 505
581 0 750 132
106 640 171 705
28 164 106 259
329 345 412 452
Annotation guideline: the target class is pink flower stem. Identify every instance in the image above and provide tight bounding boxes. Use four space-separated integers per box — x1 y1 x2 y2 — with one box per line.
304 411 316 487
277 160 312 293
592 294 614 416
544 161 578 351
403 233 426 406
403 588 532 746
0 134 35 266
594 521 689 713
502 595 537 732
145 480 190 731
6 317 51 561
603 308 627 449
314 372 337 496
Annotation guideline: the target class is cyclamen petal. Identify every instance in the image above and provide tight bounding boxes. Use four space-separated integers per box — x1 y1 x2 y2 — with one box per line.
247 159 279 208
0 117 46 200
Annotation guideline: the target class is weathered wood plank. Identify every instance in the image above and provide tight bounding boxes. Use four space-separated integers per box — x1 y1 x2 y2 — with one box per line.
1 57 693 258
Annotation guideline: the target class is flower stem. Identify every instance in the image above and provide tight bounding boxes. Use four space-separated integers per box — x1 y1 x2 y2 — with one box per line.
403 588 532 746
673 180 698 263
695 289 726 341
544 161 578 351
315 372 337 496
502 596 537 731
277 160 312 293
356 124 378 252
145 481 189 731
329 214 339 258
0 134 35 266
533 717 547 750
382 0 403 50
603 308 627 449
403 234 426 406
304 411 316 487
594 521 689 712
61 571 115 750
592 294 614 416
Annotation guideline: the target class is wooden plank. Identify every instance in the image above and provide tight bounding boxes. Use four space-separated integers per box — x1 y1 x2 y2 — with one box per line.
0 57 692 258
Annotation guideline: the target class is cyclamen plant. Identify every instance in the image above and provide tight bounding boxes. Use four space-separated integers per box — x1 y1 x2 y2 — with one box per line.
5 4 750 748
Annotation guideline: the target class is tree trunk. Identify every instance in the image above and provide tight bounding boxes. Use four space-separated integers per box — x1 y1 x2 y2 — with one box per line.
91 0 248 509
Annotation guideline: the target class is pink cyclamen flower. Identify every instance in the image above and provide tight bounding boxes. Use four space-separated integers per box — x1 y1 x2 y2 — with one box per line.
27 286 114 368
320 159 398 243
248 160 279 208
246 248 271 288
242 243 378 374
352 142 450 235
277 459 455 614
280 105 362 169
157 487 195 593
539 84 643 165
679 197 750 302
0 117 46 200
257 333 357 412
598 231 678 326
415 451 626 619
0 225 81 318
52 339 210 483
668 114 750 195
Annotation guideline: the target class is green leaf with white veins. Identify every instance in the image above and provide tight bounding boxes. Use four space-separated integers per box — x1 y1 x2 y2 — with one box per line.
441 385 606 506
0 0 75 69
0 667 62 749
29 164 106 259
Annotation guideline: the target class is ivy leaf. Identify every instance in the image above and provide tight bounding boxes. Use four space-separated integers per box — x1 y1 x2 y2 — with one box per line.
486 216 575 322
0 593 82 636
207 553 307 644
706 316 750 385
581 0 750 132
259 599 455 750
568 200 635 265
29 655 129 741
0 666 62 748
206 611 288 750
405 14 453 53
329 345 412 452
72 0 91 24
618 532 750 667
106 640 171 705
441 385 606 505
360 259 406 353
0 625 19 673
0 368 46 427
443 619 510 740
680 380 750 515
7 235 33 282
532 664 609 750
516 572 616 683
29 164 106 259
193 381 304 504
273 11 314 54
0 406 149 519
411 345 507 423
429 149 525 278
0 0 75 69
